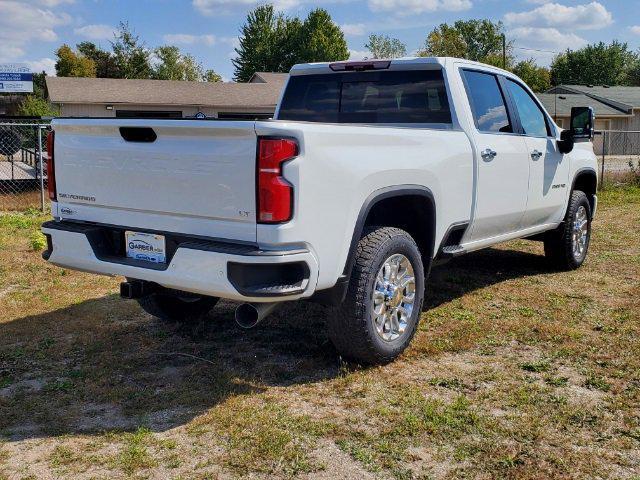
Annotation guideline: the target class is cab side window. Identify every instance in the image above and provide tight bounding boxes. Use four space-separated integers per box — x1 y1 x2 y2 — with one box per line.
461 70 512 134
505 80 549 137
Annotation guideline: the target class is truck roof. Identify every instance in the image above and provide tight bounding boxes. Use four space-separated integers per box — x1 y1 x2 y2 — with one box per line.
289 57 513 77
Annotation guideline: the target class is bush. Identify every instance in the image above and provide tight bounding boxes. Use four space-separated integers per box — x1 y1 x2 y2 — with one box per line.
29 231 47 251
629 160 640 186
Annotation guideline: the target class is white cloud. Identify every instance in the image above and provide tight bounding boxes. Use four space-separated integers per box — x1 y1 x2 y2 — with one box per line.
193 0 301 15
74 24 115 40
630 26 640 35
37 0 74 5
0 0 71 61
509 27 588 65
348 49 370 60
368 0 472 15
162 34 238 48
164 33 218 46
25 57 57 76
505 2 613 31
341 23 367 36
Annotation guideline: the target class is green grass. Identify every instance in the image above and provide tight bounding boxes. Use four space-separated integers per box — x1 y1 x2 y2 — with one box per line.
0 186 638 479
192 397 328 476
109 428 157 475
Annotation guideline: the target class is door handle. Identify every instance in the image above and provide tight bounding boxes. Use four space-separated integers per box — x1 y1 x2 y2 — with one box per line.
531 149 543 160
481 148 497 161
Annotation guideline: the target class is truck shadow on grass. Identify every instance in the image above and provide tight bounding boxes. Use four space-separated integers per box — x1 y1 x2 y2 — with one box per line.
0 247 548 441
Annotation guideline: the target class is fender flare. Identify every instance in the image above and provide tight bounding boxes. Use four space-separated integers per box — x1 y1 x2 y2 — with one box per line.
341 185 436 278
570 167 598 210
571 167 598 191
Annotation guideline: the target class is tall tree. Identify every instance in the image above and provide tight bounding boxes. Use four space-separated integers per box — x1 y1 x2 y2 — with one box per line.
55 44 96 77
233 5 282 81
153 46 203 81
298 8 349 64
551 41 639 86
232 5 348 82
77 41 121 78
365 34 407 59
32 72 47 99
111 22 152 79
512 59 551 92
420 19 512 67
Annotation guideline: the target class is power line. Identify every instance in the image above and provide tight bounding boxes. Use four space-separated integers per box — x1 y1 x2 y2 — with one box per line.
513 45 561 54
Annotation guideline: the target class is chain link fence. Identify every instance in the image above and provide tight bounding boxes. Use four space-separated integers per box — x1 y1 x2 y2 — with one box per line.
0 120 51 211
596 130 640 187
1 122 637 210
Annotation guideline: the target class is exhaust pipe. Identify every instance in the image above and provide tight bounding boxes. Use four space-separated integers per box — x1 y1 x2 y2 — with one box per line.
120 280 156 299
234 302 279 329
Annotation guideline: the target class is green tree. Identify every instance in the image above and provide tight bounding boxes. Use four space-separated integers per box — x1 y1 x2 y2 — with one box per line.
55 44 96 77
420 19 512 67
627 55 640 86
512 59 551 92
365 34 407 59
204 69 222 82
234 5 283 81
16 95 58 117
111 22 152 79
298 8 349 64
232 5 347 82
32 72 47 99
77 41 121 78
153 45 204 81
551 41 639 86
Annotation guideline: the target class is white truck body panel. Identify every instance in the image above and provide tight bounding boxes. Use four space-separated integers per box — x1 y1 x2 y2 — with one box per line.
43 57 598 302
53 120 259 242
254 121 473 289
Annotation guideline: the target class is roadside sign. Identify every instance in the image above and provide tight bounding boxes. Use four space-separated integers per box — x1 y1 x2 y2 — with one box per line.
0 63 33 93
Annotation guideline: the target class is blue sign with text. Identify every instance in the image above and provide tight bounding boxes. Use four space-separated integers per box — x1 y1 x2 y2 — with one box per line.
0 64 33 93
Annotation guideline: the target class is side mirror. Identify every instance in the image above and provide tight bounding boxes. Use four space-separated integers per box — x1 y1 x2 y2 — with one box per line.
570 106 595 140
557 128 575 154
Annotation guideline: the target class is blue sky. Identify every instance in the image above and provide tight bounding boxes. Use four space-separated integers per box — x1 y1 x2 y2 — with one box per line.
1 0 639 81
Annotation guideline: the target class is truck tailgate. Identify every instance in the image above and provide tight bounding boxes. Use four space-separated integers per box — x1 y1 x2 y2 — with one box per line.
52 119 258 242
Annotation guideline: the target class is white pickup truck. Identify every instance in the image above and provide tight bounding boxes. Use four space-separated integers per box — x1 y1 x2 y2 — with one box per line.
42 57 598 364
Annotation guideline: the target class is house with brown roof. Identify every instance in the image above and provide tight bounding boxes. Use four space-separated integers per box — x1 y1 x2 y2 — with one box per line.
45 72 288 119
538 84 640 155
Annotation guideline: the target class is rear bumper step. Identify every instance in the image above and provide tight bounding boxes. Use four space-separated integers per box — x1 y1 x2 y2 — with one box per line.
42 220 318 302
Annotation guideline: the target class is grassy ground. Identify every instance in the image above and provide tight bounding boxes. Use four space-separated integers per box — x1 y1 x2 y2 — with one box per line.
0 187 638 479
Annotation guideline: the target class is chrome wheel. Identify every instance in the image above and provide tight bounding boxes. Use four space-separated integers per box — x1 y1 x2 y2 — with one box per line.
572 205 589 260
372 253 416 342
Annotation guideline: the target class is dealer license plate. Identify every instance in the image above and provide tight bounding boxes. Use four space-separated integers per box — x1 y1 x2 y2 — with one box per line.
125 231 166 264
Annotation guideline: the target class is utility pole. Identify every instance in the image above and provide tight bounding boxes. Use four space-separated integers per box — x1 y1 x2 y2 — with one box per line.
502 34 506 69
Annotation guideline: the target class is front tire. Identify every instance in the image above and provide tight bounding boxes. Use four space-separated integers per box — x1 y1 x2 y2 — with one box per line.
328 226 425 365
136 287 219 322
544 190 592 270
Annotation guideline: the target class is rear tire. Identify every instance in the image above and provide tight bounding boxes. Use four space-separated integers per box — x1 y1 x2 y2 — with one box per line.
137 287 219 322
544 190 592 270
328 226 425 365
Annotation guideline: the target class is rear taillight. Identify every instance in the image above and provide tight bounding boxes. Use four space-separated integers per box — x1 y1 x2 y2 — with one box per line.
46 130 56 201
257 137 298 223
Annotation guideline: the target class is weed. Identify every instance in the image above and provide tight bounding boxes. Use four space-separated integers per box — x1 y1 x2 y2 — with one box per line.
110 427 156 475
584 375 611 392
29 231 47 252
520 360 551 373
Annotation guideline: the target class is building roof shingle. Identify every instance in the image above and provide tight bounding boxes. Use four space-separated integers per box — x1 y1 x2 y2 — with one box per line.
546 85 638 112
46 74 288 108
536 93 630 118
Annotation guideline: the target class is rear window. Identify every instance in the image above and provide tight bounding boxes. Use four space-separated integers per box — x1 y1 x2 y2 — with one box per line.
278 70 452 124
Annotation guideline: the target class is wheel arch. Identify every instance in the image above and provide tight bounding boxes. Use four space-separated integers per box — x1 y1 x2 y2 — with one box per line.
342 185 436 279
571 168 598 213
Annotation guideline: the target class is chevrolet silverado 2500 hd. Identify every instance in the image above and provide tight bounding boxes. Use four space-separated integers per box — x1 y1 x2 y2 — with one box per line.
42 57 598 365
